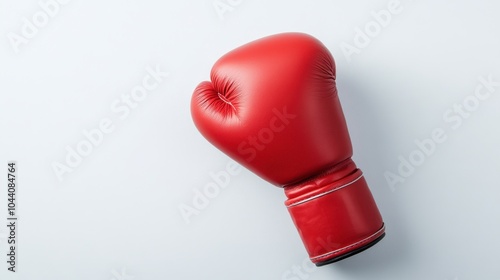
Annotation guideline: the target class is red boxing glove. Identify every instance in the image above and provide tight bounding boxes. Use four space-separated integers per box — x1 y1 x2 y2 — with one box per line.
191 33 385 266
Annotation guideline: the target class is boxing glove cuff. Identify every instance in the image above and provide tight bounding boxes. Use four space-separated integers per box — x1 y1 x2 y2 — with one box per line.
284 159 385 266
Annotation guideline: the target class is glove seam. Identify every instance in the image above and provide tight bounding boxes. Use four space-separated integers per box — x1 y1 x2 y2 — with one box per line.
286 174 363 208
310 224 386 261
285 158 353 188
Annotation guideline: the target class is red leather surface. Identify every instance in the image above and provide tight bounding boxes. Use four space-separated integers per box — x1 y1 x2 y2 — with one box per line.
285 160 384 264
191 33 352 186
191 33 385 264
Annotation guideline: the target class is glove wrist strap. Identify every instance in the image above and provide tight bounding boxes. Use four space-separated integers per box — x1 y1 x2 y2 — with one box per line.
284 159 385 265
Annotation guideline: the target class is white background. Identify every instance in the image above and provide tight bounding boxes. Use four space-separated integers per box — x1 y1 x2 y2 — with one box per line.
1 0 500 279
